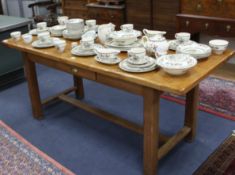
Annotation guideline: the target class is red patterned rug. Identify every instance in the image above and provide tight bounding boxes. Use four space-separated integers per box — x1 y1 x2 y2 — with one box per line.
193 132 235 175
162 76 235 121
0 120 75 175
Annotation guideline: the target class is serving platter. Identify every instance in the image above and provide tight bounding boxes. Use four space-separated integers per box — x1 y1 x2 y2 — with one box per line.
32 40 54 48
168 40 197 51
105 40 143 52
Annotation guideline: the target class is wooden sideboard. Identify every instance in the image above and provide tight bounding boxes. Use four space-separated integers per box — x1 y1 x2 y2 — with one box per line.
62 0 179 38
177 0 235 40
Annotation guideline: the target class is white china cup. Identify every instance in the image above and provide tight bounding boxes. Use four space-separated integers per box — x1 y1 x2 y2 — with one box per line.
71 42 78 49
10 31 21 41
86 19 96 28
95 48 120 62
128 48 146 63
80 37 95 50
155 42 169 58
22 33 33 44
121 24 134 32
209 39 229 55
37 22 47 30
57 16 69 25
54 40 66 53
175 32 191 42
38 32 51 43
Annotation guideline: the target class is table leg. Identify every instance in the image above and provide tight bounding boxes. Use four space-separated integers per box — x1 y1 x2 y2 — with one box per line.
184 85 199 142
23 53 43 119
143 88 161 175
73 76 84 99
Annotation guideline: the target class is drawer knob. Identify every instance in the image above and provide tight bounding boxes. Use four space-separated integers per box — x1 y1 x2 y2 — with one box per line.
196 4 202 11
226 25 231 32
217 0 223 3
186 21 190 27
205 23 209 30
72 68 78 73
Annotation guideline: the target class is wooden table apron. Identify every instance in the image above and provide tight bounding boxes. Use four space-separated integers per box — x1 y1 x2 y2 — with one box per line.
3 38 234 175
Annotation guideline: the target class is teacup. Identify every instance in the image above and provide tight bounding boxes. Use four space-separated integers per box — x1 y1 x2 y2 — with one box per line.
175 32 191 42
121 24 134 32
95 48 120 62
38 32 51 44
80 37 95 50
128 48 146 63
54 40 66 53
22 33 32 44
57 16 69 26
37 22 47 30
10 31 21 41
86 19 96 28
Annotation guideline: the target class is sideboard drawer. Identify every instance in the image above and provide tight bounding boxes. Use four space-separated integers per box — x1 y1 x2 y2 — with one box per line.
177 14 235 37
181 0 235 18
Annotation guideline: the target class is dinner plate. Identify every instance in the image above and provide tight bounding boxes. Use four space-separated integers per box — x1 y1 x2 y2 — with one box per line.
32 40 54 48
127 57 156 68
95 56 121 65
126 56 148 65
168 40 197 51
71 44 103 57
119 57 158 73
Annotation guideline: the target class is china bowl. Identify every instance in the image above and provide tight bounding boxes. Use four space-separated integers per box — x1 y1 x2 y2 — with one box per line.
66 18 84 31
157 54 197 75
209 39 229 55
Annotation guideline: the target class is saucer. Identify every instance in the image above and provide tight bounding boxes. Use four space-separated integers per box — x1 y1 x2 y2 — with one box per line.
105 40 143 52
29 28 49 35
32 40 54 48
71 44 103 57
127 57 156 68
63 30 83 40
95 56 121 65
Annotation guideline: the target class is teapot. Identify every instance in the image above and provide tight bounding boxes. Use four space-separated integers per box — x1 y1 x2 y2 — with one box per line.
98 23 115 44
142 29 169 56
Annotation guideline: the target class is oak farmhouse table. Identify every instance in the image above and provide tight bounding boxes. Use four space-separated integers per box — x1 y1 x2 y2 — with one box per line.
2 37 234 175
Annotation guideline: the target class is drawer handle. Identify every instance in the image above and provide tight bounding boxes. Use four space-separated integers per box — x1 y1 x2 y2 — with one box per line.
205 23 209 30
196 4 202 11
72 68 78 73
217 0 223 3
186 21 190 27
226 25 231 32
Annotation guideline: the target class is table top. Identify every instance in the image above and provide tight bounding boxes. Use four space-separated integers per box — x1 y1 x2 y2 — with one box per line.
0 15 32 32
2 37 234 95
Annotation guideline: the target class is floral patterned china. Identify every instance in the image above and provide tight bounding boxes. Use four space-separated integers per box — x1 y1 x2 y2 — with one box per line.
71 44 102 57
209 39 229 55
157 54 197 75
50 25 66 37
95 55 121 65
104 39 143 52
176 43 212 60
168 40 197 51
119 56 158 73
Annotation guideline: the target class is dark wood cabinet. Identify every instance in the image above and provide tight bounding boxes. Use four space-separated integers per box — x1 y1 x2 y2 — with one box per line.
177 0 235 39
125 0 152 30
87 3 125 28
153 0 179 38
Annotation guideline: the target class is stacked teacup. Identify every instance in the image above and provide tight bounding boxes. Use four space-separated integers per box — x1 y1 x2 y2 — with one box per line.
37 32 52 45
36 22 48 33
64 18 84 39
175 32 191 43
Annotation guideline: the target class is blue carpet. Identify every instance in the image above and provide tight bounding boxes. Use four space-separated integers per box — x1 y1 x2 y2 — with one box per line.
0 64 234 175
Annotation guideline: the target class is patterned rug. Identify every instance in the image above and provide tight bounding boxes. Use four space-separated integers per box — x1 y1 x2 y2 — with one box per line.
162 76 235 121
193 132 235 175
0 120 75 175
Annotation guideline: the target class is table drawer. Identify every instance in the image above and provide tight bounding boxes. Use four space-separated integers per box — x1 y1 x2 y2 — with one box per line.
70 67 96 80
